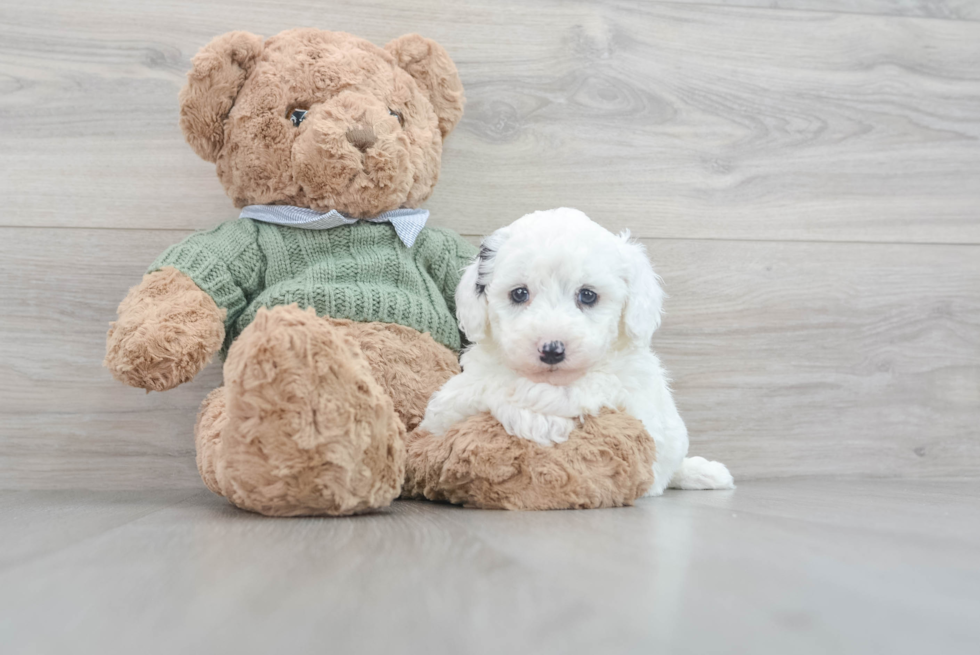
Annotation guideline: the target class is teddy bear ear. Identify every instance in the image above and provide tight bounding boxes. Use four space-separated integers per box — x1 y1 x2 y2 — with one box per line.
179 31 264 163
384 34 465 138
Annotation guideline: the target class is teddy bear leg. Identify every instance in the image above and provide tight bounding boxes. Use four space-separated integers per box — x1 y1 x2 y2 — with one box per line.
327 319 461 433
213 305 406 517
194 386 227 496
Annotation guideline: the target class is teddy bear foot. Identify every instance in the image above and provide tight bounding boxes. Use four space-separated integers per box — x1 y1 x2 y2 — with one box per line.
196 304 406 517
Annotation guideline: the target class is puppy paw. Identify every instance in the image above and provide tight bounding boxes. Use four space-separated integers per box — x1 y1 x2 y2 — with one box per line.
493 404 575 447
524 412 575 446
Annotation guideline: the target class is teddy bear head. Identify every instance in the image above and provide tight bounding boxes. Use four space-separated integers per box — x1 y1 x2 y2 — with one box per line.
178 29 465 217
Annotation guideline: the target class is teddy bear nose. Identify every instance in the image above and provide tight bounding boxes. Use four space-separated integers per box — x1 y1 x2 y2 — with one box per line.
346 126 377 152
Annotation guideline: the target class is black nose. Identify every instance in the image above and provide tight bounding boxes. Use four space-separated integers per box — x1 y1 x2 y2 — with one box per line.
539 341 565 365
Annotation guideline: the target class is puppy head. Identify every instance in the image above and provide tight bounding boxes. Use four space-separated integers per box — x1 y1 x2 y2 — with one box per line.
456 208 665 385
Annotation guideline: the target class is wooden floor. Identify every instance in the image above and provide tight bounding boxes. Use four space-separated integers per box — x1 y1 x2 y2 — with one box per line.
1 479 978 655
0 2 978 653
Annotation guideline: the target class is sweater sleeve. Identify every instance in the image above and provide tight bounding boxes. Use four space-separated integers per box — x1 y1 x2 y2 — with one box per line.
148 218 266 333
433 230 478 320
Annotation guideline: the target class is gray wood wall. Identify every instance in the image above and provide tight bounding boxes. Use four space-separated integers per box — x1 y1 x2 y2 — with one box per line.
1 0 978 489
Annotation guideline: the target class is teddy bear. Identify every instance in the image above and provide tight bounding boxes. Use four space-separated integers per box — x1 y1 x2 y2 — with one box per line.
105 28 656 516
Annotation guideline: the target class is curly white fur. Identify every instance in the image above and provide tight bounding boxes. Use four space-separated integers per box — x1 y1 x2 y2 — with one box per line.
420 208 733 495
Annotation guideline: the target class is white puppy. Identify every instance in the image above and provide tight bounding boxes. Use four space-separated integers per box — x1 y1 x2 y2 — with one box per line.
420 208 733 495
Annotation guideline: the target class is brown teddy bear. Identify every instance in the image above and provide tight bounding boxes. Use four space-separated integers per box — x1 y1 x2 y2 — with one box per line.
105 28 655 516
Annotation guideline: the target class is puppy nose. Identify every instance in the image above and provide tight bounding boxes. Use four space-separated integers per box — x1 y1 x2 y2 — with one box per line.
539 341 565 365
346 126 377 152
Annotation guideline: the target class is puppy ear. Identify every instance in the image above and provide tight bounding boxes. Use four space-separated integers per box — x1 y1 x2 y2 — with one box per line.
455 227 510 342
455 255 488 342
385 34 465 138
179 31 264 163
620 234 666 347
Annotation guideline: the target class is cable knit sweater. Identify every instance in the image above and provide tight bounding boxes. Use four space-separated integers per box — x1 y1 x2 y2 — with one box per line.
150 218 477 356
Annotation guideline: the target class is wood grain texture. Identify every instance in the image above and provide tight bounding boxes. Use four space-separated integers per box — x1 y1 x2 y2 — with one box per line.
664 0 980 21
1 480 979 655
1 0 978 491
1 0 979 242
1 227 977 489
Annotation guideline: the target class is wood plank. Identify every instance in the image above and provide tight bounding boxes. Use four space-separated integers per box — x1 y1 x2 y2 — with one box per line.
663 0 980 21
1 227 977 489
1 1 978 242
1 481 979 654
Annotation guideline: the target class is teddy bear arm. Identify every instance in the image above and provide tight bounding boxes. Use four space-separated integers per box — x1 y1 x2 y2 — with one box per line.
104 267 226 391
406 408 657 510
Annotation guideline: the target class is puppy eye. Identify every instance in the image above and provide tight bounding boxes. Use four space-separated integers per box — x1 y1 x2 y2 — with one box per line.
388 107 404 126
577 288 598 307
509 287 529 304
288 108 308 127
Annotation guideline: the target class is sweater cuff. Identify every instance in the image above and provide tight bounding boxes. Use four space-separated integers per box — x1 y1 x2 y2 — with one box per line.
149 243 246 329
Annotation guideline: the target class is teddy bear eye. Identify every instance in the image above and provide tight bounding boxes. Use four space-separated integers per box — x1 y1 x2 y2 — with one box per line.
388 107 404 126
288 108 308 127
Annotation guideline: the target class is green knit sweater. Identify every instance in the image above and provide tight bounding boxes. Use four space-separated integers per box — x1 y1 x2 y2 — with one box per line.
150 218 478 357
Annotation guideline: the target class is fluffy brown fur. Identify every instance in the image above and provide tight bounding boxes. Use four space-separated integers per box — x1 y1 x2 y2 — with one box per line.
336 318 461 433
207 305 406 516
195 386 227 496
104 267 225 392
193 305 459 516
404 410 656 510
180 29 464 217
